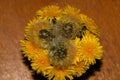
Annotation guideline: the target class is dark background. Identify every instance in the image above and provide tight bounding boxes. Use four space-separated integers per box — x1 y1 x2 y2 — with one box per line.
0 0 120 80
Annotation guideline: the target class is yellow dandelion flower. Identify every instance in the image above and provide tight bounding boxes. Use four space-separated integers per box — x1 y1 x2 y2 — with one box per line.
31 52 52 74
36 5 62 21
20 40 39 60
63 5 80 19
79 33 103 65
80 14 100 36
47 67 74 80
24 18 38 40
73 62 88 77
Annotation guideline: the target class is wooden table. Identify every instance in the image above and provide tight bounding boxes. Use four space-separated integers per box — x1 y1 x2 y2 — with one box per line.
0 0 120 80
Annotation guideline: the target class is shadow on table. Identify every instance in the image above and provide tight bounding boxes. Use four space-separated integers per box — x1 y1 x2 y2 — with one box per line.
22 53 102 80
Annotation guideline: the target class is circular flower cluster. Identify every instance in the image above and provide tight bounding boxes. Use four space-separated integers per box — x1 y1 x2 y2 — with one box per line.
21 5 103 80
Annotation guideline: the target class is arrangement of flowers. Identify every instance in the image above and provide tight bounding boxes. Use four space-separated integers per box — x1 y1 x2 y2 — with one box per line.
20 5 103 80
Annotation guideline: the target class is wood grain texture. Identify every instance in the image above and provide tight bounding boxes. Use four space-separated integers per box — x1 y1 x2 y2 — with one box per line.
0 0 120 80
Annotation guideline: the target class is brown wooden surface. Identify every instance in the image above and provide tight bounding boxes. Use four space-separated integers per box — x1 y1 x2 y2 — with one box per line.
0 0 120 80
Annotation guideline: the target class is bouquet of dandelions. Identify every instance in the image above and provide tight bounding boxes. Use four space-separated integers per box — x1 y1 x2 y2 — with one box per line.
21 5 103 80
